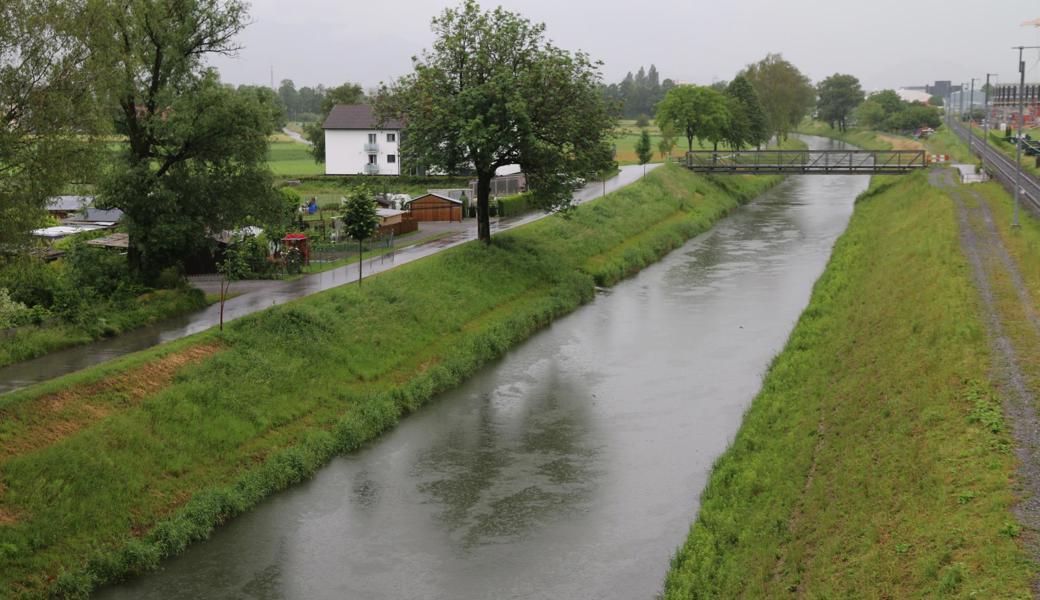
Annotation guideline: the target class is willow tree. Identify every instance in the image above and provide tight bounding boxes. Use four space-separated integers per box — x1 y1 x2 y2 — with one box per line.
377 0 615 244
1 0 101 256
86 0 283 280
741 54 814 141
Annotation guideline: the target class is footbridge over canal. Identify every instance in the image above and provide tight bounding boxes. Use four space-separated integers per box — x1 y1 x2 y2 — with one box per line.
680 149 927 174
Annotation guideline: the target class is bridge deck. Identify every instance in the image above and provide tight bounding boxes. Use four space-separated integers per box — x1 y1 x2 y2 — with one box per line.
681 149 927 174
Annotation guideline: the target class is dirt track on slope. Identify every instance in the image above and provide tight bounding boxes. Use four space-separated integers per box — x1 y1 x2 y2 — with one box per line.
931 168 1040 594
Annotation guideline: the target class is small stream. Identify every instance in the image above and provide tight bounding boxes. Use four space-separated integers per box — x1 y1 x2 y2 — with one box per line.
95 136 868 599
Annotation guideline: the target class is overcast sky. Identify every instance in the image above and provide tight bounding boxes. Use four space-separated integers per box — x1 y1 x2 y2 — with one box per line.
210 0 1040 93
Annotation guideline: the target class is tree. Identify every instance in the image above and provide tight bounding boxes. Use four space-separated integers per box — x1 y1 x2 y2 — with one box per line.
341 186 379 286
216 239 248 331
86 0 284 281
278 79 300 119
635 128 653 176
658 122 677 160
378 0 615 244
816 73 863 132
305 82 365 163
238 84 288 129
1 0 102 256
655 85 730 151
741 53 814 141
724 76 769 150
602 64 670 118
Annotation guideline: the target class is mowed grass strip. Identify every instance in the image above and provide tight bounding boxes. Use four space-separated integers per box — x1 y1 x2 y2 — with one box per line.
663 172 1034 598
0 165 781 597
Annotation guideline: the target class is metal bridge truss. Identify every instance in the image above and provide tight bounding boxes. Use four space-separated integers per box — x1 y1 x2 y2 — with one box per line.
681 149 927 174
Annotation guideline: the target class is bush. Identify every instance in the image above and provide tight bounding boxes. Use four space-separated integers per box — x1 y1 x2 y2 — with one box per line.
497 192 534 217
155 267 186 290
0 288 30 329
63 239 141 299
635 114 650 127
0 258 61 308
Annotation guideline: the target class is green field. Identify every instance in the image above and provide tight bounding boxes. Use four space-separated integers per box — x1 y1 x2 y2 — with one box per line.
663 171 1034 598
267 141 324 176
0 165 784 597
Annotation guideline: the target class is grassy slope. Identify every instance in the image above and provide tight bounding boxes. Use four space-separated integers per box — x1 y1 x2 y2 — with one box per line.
0 288 208 369
0 165 782 597
663 172 1033 598
794 120 894 150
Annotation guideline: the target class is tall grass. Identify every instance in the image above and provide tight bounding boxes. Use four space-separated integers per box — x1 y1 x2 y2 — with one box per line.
663 172 1033 598
0 165 782 598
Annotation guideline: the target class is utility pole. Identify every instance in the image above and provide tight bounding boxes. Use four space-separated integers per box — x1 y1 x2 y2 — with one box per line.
959 82 965 121
984 73 998 148
1011 46 1040 227
967 78 977 152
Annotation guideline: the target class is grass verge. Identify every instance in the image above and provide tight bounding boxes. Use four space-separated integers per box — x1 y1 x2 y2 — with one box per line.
0 164 782 598
663 171 1034 598
794 120 894 150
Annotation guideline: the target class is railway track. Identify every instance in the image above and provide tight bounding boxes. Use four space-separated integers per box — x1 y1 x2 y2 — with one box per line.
947 118 1040 214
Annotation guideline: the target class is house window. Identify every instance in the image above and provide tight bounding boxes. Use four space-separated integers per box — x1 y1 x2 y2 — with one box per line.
387 154 396 163
368 154 377 164
368 133 377 144
387 133 396 142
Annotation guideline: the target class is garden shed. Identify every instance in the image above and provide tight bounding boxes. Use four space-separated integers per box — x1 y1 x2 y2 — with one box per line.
406 193 463 222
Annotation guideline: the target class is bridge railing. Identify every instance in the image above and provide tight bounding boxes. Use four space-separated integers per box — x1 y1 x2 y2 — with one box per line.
682 149 926 174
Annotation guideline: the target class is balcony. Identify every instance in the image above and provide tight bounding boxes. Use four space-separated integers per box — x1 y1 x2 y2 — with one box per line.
364 142 379 152
364 163 379 175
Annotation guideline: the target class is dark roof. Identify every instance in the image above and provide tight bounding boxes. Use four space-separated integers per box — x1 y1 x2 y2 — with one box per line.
406 192 462 206
66 207 124 223
322 104 404 130
46 195 93 212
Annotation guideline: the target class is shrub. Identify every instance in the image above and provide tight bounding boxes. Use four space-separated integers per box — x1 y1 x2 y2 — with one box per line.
635 114 650 127
0 288 30 329
155 266 186 290
497 192 533 217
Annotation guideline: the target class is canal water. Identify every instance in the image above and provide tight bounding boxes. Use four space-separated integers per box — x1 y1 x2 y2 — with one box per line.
95 137 869 599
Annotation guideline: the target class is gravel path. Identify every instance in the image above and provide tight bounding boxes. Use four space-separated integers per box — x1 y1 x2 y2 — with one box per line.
931 167 1040 590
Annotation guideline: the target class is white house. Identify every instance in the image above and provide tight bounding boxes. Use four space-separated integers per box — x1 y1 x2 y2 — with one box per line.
323 104 403 176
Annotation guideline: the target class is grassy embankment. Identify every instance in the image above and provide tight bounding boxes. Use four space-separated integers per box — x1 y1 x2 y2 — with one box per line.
794 120 896 150
0 163 785 597
663 171 1034 598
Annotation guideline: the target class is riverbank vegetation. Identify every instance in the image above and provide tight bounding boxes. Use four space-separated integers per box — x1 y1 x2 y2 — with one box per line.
0 246 207 369
663 172 1034 598
0 165 783 597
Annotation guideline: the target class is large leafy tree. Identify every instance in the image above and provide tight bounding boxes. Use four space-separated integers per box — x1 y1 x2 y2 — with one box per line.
741 53 814 141
724 75 769 150
305 81 364 163
655 85 730 152
1 0 102 256
86 0 283 280
816 73 864 132
378 0 615 244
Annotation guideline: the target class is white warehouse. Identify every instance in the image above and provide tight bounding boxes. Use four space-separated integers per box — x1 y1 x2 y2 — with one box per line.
323 104 404 176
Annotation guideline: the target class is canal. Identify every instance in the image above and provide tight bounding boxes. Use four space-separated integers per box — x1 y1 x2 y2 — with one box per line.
95 136 869 599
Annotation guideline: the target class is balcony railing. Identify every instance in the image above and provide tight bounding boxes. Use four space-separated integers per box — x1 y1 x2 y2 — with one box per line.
364 163 379 175
364 142 379 152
